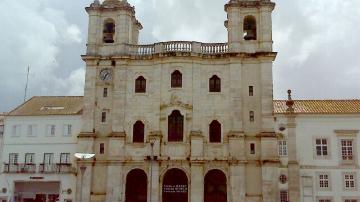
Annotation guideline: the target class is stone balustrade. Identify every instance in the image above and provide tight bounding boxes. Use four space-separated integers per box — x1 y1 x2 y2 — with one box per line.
129 41 228 56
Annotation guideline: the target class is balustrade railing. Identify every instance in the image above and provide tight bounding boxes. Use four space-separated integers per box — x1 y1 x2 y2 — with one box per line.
129 44 155 55
201 43 228 54
163 41 192 52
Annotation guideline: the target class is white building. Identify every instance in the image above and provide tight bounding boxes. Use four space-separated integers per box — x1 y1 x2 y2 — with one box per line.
274 96 360 202
0 96 83 202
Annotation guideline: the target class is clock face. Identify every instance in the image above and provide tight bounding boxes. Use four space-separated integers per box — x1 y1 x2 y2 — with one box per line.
100 69 112 81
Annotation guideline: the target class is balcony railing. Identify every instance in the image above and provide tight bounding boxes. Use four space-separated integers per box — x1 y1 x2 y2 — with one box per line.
106 41 229 56
3 163 36 173
57 163 75 173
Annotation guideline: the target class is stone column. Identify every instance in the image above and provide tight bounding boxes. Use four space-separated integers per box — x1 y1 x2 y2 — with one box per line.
76 163 93 202
190 163 204 202
287 114 300 202
229 163 246 202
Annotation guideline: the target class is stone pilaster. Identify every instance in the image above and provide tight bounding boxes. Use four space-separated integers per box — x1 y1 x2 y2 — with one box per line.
190 131 204 158
190 163 204 202
229 163 246 202
150 161 160 202
106 164 123 202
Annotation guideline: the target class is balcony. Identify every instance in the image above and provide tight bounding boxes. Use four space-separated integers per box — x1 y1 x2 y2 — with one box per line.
88 41 230 57
3 163 36 173
39 164 57 173
57 163 75 173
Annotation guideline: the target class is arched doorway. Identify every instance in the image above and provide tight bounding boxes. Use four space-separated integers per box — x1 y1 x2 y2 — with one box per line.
162 168 188 202
125 169 147 202
204 169 227 202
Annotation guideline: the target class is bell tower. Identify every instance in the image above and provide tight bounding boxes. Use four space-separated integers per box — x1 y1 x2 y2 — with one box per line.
85 0 142 56
225 0 275 53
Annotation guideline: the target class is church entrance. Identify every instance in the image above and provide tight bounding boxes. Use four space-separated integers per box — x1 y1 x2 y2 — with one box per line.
125 169 148 202
162 168 188 202
204 169 227 202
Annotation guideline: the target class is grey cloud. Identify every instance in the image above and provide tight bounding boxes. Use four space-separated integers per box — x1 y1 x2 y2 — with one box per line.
1 0 359 112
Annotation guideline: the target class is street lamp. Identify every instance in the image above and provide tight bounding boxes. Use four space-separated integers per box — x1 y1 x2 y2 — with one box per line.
74 153 95 202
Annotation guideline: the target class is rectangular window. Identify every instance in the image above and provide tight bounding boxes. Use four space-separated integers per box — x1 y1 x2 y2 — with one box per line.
100 143 105 154
27 125 37 137
250 143 256 154
9 153 19 164
341 139 354 161
43 153 54 165
315 138 328 156
25 153 35 164
47 125 56 136
63 124 72 136
318 174 330 189
280 191 288 202
344 173 357 190
102 112 107 123
60 153 70 164
278 140 288 156
103 88 108 97
12 125 21 137
249 86 254 96
344 200 358 202
249 111 255 122
319 200 332 202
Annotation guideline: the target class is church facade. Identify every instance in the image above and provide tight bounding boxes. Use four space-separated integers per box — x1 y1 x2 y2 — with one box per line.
77 0 299 202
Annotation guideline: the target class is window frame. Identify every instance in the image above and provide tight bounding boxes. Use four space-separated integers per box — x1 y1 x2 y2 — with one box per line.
133 121 145 143
279 190 288 202
209 120 221 143
135 76 147 93
209 75 221 93
25 153 35 164
317 172 332 191
313 137 330 159
9 153 19 165
60 153 71 165
343 172 357 191
168 110 184 142
278 140 288 157
171 70 182 88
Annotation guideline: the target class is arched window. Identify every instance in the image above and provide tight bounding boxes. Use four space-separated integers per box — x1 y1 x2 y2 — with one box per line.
209 120 221 143
209 75 221 92
171 70 182 88
135 76 146 93
162 168 188 202
133 121 145 143
125 169 148 202
243 15 257 40
204 169 227 202
103 19 115 43
168 110 184 142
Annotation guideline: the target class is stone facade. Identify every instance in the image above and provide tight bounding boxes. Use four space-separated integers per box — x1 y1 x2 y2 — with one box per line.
77 0 292 202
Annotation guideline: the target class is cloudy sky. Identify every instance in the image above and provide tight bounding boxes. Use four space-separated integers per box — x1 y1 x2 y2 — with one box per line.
0 0 360 112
